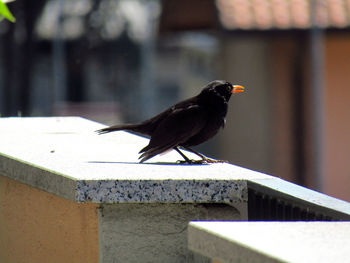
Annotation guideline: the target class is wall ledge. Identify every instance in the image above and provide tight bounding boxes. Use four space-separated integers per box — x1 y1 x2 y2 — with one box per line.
1 117 349 220
0 117 268 205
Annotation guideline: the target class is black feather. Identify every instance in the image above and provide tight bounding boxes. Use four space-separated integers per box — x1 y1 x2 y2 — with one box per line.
96 80 242 163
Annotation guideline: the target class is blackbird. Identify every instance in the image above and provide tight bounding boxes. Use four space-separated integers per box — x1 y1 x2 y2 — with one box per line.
96 80 245 164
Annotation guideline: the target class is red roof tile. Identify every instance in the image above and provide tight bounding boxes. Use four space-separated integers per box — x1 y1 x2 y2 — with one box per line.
271 0 291 29
216 0 350 29
329 0 347 27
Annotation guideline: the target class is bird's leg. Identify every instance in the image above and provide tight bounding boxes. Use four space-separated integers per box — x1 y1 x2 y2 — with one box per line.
174 147 193 164
182 147 228 164
174 146 227 164
174 147 206 164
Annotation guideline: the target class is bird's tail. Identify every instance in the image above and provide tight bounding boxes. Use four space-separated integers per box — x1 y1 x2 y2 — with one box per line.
96 124 141 135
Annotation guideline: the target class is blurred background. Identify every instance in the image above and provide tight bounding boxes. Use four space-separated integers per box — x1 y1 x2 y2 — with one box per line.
0 0 349 201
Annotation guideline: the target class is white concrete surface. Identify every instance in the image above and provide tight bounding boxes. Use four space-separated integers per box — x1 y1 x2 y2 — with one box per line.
0 117 269 180
188 221 350 263
0 117 271 203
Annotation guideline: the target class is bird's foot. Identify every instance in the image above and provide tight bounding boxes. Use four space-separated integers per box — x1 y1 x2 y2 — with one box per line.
202 158 228 164
177 158 228 165
177 159 207 164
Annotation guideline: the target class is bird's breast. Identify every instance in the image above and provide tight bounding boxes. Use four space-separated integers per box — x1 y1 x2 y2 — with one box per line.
181 109 226 147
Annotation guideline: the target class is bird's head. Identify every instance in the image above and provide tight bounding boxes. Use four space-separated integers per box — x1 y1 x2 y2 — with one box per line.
201 80 245 102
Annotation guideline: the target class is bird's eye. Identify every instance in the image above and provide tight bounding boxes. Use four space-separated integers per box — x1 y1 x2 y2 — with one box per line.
224 82 232 89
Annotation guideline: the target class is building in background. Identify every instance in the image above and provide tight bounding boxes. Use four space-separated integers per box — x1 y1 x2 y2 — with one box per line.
0 0 349 201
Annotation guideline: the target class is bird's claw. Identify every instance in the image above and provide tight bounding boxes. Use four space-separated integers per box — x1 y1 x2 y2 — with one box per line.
202 158 228 164
176 158 228 165
176 160 203 164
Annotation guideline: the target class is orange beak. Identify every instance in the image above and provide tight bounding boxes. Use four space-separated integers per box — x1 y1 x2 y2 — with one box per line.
232 85 245 93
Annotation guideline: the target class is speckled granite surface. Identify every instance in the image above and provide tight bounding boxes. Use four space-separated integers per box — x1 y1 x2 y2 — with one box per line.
0 117 272 204
76 179 246 203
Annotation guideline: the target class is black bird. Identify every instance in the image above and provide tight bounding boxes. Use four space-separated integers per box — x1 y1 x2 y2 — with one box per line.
96 80 245 164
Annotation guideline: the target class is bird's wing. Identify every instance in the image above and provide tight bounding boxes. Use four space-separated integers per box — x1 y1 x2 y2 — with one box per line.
138 105 207 163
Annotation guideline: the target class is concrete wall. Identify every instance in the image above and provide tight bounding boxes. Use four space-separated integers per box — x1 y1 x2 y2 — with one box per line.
99 203 240 263
0 117 255 263
0 175 243 263
0 176 99 263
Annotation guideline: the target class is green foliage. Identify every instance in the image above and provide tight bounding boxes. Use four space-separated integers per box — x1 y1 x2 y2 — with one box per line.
0 0 16 23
